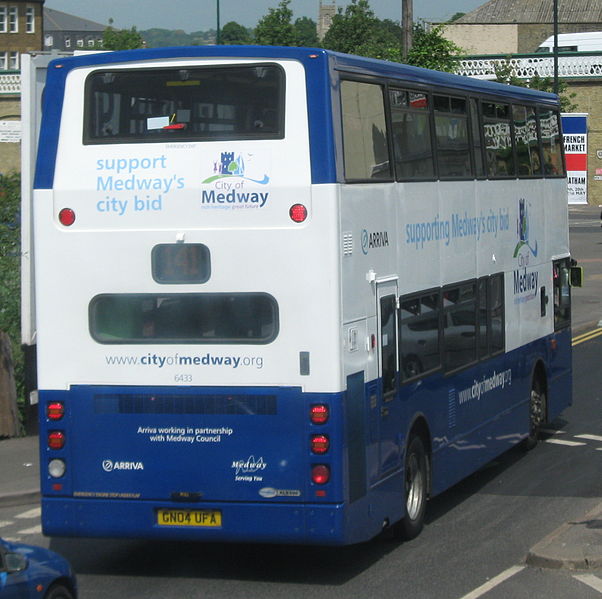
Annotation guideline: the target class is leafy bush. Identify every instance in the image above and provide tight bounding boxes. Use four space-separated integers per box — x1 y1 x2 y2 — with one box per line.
0 172 23 420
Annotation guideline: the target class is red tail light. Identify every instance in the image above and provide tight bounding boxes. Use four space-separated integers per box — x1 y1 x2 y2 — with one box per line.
311 434 330 454
311 464 330 484
47 402 65 421
309 404 329 424
289 204 307 223
48 431 65 450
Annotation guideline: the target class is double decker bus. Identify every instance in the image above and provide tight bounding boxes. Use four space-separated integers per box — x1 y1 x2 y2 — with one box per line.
31 45 578 545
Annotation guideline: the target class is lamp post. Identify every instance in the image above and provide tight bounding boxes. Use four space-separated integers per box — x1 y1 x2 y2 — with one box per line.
553 0 559 94
216 0 221 45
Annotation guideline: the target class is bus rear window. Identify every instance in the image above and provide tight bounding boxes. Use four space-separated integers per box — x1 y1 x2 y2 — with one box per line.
89 293 279 344
84 64 284 143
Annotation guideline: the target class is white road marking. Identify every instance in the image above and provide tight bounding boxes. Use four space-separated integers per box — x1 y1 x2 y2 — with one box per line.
17 525 42 535
575 434 602 443
574 574 602 594
15 507 41 519
541 429 566 435
544 439 586 447
459 566 525 599
0 520 14 528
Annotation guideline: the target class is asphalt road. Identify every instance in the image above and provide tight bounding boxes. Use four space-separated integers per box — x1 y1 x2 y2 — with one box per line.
1 205 601 598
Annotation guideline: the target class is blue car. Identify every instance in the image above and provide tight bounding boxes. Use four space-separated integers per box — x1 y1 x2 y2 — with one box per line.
0 537 77 598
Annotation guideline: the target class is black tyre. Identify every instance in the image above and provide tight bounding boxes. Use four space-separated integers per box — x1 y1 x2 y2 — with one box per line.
398 435 428 540
524 375 546 450
45 584 75 599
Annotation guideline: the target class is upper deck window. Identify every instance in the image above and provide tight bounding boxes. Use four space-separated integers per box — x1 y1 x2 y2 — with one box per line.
84 64 285 144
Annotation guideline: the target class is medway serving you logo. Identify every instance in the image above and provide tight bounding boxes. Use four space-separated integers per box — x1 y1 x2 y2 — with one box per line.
513 198 539 303
201 151 270 210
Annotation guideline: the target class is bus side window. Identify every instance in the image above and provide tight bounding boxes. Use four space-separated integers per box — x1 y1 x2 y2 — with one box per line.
389 88 435 181
434 95 471 179
340 80 392 181
539 109 565 177
482 102 515 178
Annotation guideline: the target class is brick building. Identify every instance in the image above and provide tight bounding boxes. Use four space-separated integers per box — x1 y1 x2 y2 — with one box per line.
443 0 602 55
0 0 44 70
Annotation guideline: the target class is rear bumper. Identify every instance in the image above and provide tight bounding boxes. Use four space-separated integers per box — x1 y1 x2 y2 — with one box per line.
42 497 349 545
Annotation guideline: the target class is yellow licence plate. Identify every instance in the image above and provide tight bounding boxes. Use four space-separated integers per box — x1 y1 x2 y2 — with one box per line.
157 509 222 527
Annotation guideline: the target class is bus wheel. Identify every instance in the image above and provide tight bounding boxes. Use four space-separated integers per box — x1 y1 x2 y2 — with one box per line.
525 375 546 450
399 435 428 540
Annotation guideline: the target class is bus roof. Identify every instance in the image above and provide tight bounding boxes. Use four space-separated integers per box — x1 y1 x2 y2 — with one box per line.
52 44 560 107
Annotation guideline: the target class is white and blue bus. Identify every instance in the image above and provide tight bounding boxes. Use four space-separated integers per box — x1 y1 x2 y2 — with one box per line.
32 45 577 545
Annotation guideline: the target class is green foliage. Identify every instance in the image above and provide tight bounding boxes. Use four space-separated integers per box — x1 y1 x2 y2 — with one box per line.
0 172 23 409
449 12 466 23
406 23 463 72
254 0 297 46
294 16 318 47
221 21 252 45
102 20 145 50
142 28 209 48
494 58 578 112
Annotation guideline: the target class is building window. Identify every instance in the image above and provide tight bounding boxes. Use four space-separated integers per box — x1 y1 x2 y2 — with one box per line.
0 53 7 71
8 6 18 33
0 7 7 33
8 52 18 70
88 39 95 47
77 39 84 47
26 6 34 33
65 37 71 48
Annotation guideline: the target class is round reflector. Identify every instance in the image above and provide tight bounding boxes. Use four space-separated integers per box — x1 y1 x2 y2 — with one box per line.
289 204 307 223
58 208 76 226
311 464 330 485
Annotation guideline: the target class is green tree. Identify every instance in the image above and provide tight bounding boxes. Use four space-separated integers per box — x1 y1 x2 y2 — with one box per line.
221 21 252 45
449 12 465 23
254 0 296 46
322 0 379 54
294 16 318 46
494 59 578 112
406 23 463 72
102 19 145 50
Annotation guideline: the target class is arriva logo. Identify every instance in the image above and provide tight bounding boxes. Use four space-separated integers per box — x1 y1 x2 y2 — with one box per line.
102 459 144 472
361 229 390 255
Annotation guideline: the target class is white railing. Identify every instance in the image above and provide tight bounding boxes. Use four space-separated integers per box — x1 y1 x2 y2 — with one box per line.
458 52 602 80
0 71 21 94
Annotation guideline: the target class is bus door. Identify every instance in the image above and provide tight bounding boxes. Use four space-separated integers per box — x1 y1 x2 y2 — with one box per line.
375 279 402 477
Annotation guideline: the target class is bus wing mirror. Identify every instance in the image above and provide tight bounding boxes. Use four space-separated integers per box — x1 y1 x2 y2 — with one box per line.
570 266 583 288
5 552 28 573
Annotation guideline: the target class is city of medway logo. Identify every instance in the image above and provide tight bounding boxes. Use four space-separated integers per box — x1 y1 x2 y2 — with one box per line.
202 152 270 185
513 198 538 258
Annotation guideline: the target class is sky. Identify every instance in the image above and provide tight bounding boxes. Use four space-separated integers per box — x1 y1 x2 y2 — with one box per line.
44 0 486 32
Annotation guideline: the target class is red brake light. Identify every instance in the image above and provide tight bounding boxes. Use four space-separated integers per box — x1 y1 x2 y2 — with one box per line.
47 402 65 421
311 434 330 454
58 208 76 226
310 404 329 425
311 464 330 484
289 204 307 223
48 431 65 450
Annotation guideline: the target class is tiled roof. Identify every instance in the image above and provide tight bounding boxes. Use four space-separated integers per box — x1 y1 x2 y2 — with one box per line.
44 7 106 32
456 0 602 24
